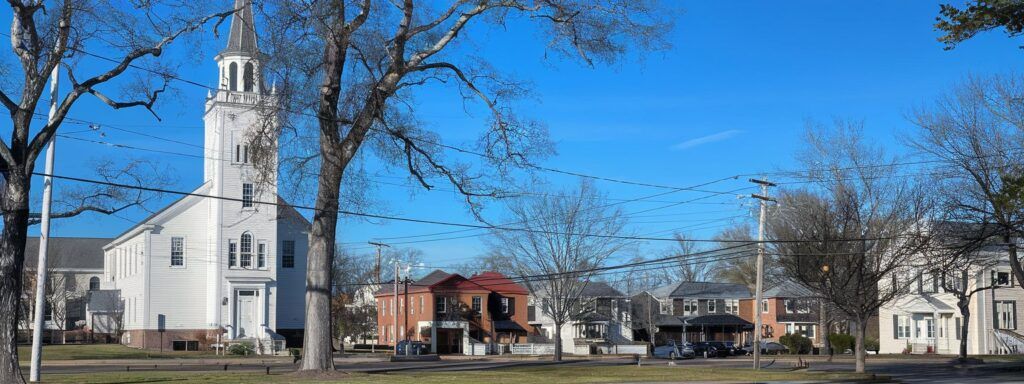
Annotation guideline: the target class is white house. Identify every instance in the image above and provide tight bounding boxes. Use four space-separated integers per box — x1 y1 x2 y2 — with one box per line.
879 246 1024 355
90 0 309 352
527 282 634 354
21 237 106 339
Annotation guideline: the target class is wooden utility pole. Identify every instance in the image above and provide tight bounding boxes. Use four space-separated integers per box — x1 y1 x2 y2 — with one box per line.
750 177 776 371
369 242 389 284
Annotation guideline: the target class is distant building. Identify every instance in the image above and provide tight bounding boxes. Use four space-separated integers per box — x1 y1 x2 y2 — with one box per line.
21 237 106 337
374 270 531 354
632 281 753 345
740 281 823 347
528 282 634 354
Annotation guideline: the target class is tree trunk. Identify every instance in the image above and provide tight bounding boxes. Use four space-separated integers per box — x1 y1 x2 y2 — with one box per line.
854 318 867 373
958 302 970 361
298 140 344 372
553 321 562 362
0 173 32 384
819 301 831 361
1003 235 1024 289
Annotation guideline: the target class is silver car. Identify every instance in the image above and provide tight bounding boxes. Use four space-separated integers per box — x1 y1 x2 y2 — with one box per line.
653 341 695 359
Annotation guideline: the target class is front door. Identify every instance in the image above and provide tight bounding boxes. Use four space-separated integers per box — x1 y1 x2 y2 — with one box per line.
236 290 257 338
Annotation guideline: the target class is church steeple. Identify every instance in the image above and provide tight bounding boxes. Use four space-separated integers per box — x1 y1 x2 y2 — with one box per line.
216 0 261 94
222 0 258 56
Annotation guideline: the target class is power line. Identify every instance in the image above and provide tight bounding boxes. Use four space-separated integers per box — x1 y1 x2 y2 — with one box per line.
37 171 919 245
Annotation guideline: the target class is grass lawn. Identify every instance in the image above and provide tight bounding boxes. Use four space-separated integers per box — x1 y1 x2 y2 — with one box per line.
16 344 261 361
41 365 879 383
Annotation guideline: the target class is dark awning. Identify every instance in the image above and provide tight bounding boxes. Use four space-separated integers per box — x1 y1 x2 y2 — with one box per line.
493 320 526 332
684 314 754 329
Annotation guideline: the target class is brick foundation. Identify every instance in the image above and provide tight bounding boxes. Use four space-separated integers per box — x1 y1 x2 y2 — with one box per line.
122 329 223 351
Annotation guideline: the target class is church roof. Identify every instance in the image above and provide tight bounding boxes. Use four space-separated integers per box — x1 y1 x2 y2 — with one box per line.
222 0 259 56
24 237 108 270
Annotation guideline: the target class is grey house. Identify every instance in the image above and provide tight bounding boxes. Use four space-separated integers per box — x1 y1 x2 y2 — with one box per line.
632 281 753 344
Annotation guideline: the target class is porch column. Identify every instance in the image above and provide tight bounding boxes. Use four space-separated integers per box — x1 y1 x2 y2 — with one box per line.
430 324 437 354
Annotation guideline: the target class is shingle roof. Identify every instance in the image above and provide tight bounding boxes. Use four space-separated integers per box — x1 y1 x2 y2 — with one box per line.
375 269 453 295
581 282 625 298
763 281 815 298
469 272 528 295
654 281 752 299
24 237 108 270
222 0 259 56
683 314 754 327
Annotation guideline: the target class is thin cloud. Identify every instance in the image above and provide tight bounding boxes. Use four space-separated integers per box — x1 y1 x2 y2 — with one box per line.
671 129 743 150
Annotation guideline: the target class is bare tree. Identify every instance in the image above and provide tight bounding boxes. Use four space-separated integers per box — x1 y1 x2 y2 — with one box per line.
0 1 240 380
921 222 1003 361
908 74 1024 288
712 224 760 290
769 122 931 373
249 0 672 371
662 233 718 282
491 181 628 361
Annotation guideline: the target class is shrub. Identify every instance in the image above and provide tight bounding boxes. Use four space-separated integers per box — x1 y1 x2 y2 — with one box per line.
779 333 813 354
228 342 255 356
865 337 879 352
828 333 855 353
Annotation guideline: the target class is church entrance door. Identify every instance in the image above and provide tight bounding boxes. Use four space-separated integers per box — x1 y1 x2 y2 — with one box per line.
236 290 257 338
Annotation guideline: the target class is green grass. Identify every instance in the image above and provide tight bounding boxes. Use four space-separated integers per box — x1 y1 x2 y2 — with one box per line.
17 344 269 361
41 365 878 383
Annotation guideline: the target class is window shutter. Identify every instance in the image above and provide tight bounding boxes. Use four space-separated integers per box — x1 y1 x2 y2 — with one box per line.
509 297 516 315
933 276 939 293
917 274 923 293
893 315 899 339
1014 302 1019 330
991 271 997 287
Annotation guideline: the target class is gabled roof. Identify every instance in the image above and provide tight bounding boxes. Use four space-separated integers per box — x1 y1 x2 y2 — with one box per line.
108 182 210 244
24 237 109 270
222 0 259 56
763 281 816 298
375 270 488 296
649 281 752 299
469 272 528 295
580 282 625 298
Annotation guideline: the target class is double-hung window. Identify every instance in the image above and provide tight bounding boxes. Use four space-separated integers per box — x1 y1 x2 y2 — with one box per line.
436 297 447 313
896 315 911 338
228 240 238 267
170 237 184 267
707 300 716 313
725 299 738 314
761 299 769 314
993 271 1014 287
471 296 482 313
240 233 253 268
242 183 254 208
682 299 698 315
257 241 267 269
501 297 511 314
996 301 1017 330
282 241 295 268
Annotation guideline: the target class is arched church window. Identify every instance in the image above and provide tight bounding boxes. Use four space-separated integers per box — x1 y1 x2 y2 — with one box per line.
240 232 253 268
229 62 238 92
243 62 255 92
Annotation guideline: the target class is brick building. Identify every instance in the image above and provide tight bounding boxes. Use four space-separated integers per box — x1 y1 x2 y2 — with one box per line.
375 270 530 354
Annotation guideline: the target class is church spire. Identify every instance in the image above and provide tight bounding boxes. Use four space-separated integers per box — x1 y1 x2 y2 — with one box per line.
222 0 258 56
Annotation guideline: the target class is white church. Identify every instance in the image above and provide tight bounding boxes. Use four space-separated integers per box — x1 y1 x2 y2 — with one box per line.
89 0 309 352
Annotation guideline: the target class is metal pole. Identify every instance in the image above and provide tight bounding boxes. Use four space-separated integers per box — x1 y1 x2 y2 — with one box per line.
393 262 399 356
750 177 775 371
30 66 60 383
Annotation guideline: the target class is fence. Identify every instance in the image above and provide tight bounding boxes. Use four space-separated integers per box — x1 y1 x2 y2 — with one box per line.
596 344 648 355
511 343 556 355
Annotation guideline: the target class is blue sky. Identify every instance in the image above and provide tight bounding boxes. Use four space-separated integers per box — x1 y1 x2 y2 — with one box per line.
16 1 1024 270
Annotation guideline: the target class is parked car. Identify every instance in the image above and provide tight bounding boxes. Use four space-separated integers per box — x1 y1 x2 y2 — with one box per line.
692 341 730 358
653 341 695 360
396 340 429 355
722 341 743 356
742 341 789 355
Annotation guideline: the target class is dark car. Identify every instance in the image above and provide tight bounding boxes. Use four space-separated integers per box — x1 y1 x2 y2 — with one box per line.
722 341 743 356
742 341 789 355
692 341 730 358
396 340 429 355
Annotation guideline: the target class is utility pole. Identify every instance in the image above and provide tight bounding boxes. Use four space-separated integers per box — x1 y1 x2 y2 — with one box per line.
369 242 389 284
403 276 410 356
30 66 60 383
750 177 776 371
393 261 399 356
